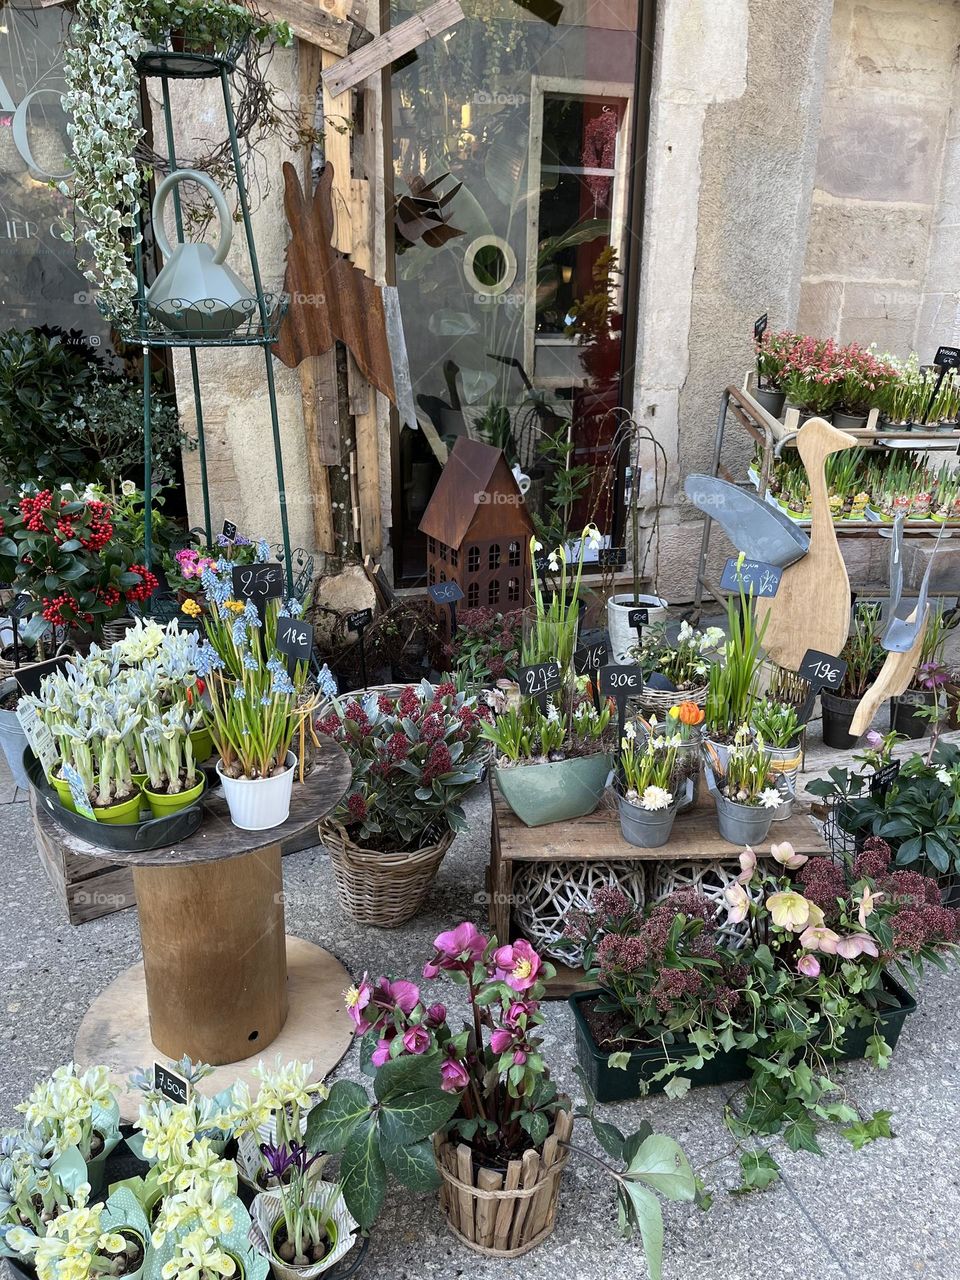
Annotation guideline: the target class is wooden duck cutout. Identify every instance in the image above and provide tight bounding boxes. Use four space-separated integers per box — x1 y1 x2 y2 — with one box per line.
755 417 857 671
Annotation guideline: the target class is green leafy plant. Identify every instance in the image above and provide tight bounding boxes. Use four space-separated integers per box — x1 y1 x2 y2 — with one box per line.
444 606 522 691
480 694 612 763
139 0 293 52
750 699 803 746
704 591 767 739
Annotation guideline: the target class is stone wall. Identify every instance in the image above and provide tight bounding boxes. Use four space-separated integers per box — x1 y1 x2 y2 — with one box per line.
798 0 960 356
635 0 833 603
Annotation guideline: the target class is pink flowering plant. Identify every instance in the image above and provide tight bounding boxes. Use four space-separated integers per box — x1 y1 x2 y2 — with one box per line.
306 924 696 1270
567 840 959 1188
316 681 486 849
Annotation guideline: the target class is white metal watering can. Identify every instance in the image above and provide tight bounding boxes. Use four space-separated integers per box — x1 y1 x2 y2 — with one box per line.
147 169 257 338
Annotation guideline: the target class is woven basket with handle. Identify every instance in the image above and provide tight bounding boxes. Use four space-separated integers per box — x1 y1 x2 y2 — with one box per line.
320 820 454 928
432 1106 573 1258
634 678 709 718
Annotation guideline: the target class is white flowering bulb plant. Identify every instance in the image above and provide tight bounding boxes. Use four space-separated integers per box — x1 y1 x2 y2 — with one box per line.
480 690 613 765
619 721 682 810
524 523 602 675
632 619 724 690
707 734 782 809
17 1065 122 1170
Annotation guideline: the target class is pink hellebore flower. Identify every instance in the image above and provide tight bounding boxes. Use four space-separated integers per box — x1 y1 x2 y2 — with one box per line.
490 1028 515 1055
765 891 813 932
425 1003 447 1028
372 977 421 1015
402 1025 431 1055
493 939 542 992
505 1000 535 1028
723 882 751 925
371 1039 393 1068
424 921 488 978
857 886 884 930
835 933 879 960
865 730 884 750
343 974 372 1031
797 954 821 978
770 841 808 871
799 925 841 954
440 1058 470 1093
513 1050 527 1066
737 847 757 883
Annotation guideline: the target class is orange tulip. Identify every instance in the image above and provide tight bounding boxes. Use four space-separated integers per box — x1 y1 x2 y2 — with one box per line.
676 701 704 726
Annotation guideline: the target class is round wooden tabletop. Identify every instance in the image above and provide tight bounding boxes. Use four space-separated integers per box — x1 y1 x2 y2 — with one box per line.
35 736 351 867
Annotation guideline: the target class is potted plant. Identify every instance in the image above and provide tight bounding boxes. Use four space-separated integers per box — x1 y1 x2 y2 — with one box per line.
615 721 684 848
18 1064 122 1196
248 1154 357 1278
702 589 766 759
126 1056 239 1164
890 605 957 738
704 733 782 844
565 841 957 1158
8 1186 151 1280
630 619 724 717
821 602 885 748
220 1058 329 1190
315 681 486 925
0 1134 89 1268
147 1206 267 1280
0 677 30 791
524 525 599 681
832 344 896 429
444 606 522 692
139 707 206 818
139 0 292 59
481 693 615 827
750 698 804 820
306 925 696 1272
780 335 843 422
752 329 799 418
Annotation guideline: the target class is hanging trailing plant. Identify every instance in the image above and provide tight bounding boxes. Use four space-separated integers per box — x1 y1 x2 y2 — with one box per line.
60 0 147 331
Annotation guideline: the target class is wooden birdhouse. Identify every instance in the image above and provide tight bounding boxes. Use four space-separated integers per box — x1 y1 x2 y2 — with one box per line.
419 437 534 638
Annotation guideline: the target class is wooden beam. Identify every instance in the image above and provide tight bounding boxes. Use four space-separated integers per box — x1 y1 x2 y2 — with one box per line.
321 0 465 98
261 0 351 54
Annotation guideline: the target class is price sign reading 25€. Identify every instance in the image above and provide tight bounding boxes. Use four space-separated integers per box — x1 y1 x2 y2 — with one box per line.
232 563 284 605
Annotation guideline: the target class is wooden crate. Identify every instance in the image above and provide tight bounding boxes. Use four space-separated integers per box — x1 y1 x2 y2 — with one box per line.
487 777 829 997
31 795 325 927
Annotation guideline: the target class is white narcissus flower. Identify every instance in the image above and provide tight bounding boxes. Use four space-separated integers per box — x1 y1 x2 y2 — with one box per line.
770 840 807 870
723 882 751 923
759 788 783 809
640 785 673 811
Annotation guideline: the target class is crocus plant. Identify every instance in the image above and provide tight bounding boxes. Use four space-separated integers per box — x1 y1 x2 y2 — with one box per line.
307 926 696 1278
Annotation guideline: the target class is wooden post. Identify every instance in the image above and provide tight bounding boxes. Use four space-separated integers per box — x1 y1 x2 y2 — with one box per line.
133 846 288 1064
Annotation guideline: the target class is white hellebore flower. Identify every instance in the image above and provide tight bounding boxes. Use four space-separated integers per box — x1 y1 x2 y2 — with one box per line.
770 840 808 870
723 881 751 924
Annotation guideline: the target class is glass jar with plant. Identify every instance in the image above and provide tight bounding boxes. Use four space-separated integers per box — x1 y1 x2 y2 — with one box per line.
564 841 959 1191
704 733 782 845
306 925 696 1270
481 692 614 827
615 720 684 848
523 524 600 681
702 591 766 753
631 619 724 716
821 602 885 749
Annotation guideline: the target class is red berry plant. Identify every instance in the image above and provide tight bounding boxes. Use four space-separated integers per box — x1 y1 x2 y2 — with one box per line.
316 680 487 850
0 484 158 642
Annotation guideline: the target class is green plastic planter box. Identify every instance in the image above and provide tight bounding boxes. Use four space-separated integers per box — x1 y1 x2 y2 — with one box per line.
569 976 917 1105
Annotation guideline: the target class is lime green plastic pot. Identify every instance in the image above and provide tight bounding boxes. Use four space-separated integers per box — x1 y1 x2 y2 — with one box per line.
142 773 206 819
49 774 77 813
189 725 214 763
95 790 143 825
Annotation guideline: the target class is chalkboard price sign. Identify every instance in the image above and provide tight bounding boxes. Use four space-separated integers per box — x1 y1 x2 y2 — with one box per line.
427 581 464 606
574 642 608 675
597 547 627 569
518 661 561 700
628 607 649 629
934 346 960 370
346 608 373 632
798 649 847 692
155 1063 191 1105
720 557 782 598
14 656 70 697
276 617 313 671
599 665 643 699
869 759 901 796
754 312 768 342
222 519 238 541
533 552 551 576
232 563 284 605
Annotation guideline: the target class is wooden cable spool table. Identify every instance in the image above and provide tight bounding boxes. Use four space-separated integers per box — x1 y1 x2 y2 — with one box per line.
69 737 354 1116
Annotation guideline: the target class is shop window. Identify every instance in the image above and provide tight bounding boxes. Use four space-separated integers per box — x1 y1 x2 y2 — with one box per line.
488 543 501 571
468 582 480 607
507 577 520 602
439 543 447 561
488 580 500 605
467 545 481 573
428 536 436 555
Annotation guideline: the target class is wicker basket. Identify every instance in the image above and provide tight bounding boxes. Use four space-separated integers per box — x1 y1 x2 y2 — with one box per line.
320 820 454 928
634 679 709 717
433 1107 573 1258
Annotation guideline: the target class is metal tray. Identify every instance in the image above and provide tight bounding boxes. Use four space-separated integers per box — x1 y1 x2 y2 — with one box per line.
25 751 207 853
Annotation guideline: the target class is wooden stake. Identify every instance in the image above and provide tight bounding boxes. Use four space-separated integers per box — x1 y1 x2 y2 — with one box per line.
492 1159 522 1252
509 1148 542 1250
476 1167 503 1248
455 1144 475 1242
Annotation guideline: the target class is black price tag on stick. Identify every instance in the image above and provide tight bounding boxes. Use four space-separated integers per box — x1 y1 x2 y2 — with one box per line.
222 519 238 541
533 552 551 577
346 608 373 633
14 656 70 697
574 642 608 675
935 346 960 370
798 649 847 692
276 616 313 675
600 663 643 744
754 312 768 342
720 557 782 598
870 759 901 797
232 563 284 605
518 661 561 710
154 1063 191 1105
597 547 627 569
628 607 648 629
428 581 464 637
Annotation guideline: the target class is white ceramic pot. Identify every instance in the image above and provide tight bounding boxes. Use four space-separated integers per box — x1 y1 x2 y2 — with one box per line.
217 752 297 831
607 594 668 663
